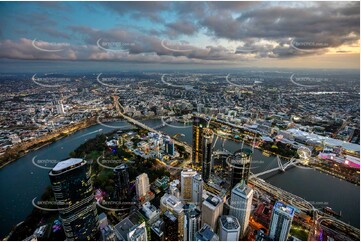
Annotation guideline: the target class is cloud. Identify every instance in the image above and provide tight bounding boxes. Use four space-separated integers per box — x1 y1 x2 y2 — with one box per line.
0 36 250 64
0 1 359 65
164 20 199 37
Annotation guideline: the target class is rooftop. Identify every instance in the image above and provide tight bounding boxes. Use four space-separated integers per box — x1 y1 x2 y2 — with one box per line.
274 201 295 216
52 158 84 172
220 215 240 230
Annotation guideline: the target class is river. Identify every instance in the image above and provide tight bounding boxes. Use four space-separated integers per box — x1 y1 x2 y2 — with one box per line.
0 119 359 238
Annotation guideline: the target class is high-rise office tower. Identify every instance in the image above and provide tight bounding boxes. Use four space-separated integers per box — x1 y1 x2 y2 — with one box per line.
218 215 241 241
151 219 165 241
181 169 197 202
192 116 208 165
163 210 179 241
160 193 185 240
268 201 295 241
201 194 223 231
229 181 254 237
165 139 175 156
114 164 130 201
128 222 148 241
184 204 201 241
49 158 99 240
195 224 219 241
135 173 150 199
192 174 203 206
202 128 213 182
229 148 252 187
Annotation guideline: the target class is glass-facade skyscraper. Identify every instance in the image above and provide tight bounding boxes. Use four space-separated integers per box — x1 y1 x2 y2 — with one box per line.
229 148 252 187
49 158 99 240
201 128 213 182
114 164 130 201
268 201 295 241
192 116 208 165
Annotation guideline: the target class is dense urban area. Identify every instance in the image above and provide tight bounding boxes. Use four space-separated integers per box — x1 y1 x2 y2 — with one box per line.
0 70 359 241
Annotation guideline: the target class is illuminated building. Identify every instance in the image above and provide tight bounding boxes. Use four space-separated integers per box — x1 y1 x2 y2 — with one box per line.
268 201 295 241
184 204 201 241
229 181 254 237
114 164 130 201
202 128 213 182
160 193 185 240
163 211 179 241
181 169 197 201
201 194 223 231
192 174 203 206
135 173 150 199
48 158 99 240
228 148 252 187
192 116 208 165
218 215 241 241
165 139 175 156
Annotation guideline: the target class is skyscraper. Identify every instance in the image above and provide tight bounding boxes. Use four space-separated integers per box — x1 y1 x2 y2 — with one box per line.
268 201 295 241
135 173 150 199
114 164 130 201
181 169 197 202
163 211 179 241
218 215 241 241
201 194 223 231
229 181 254 237
48 158 99 240
160 193 185 240
228 148 252 187
184 204 201 241
165 139 175 156
202 128 213 182
192 116 208 165
195 224 219 241
192 174 203 206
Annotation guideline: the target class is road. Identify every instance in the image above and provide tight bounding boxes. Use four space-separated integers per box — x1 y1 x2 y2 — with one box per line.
112 95 192 169
249 177 360 241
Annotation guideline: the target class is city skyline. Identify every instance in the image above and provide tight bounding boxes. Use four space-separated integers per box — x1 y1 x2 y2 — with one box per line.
0 1 359 241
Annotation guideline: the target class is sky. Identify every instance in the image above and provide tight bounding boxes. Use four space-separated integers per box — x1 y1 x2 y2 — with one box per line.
0 1 359 72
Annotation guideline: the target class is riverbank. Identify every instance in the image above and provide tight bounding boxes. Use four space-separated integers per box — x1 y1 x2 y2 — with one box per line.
0 117 98 169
